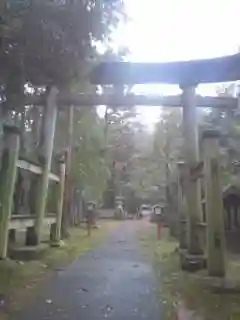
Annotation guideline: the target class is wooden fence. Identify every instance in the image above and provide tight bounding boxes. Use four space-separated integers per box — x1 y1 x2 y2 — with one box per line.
0 124 66 259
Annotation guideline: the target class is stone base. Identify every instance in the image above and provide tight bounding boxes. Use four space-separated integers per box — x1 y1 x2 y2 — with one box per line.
26 227 38 246
50 223 57 242
179 249 206 272
9 229 16 243
8 244 48 261
50 240 65 248
210 278 240 294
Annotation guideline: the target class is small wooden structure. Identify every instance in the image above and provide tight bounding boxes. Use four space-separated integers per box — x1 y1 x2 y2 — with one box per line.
150 204 165 223
0 124 66 258
0 88 66 259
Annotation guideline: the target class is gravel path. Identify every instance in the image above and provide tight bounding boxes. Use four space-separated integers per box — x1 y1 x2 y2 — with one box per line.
12 221 160 320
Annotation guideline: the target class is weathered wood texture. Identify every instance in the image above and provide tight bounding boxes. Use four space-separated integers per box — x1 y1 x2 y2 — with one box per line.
0 126 20 259
177 162 188 249
90 54 240 84
10 215 56 230
52 161 66 245
34 87 59 244
62 106 74 237
182 86 203 255
203 130 225 277
17 159 60 182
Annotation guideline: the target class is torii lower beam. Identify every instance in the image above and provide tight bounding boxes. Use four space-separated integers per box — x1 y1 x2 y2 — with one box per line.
25 93 238 109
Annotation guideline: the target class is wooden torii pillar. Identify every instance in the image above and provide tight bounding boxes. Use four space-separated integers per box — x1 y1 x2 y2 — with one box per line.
202 129 225 277
181 84 203 255
176 161 187 250
34 87 59 245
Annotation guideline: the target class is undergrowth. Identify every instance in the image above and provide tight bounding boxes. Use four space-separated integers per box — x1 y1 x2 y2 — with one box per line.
139 225 240 320
0 221 119 319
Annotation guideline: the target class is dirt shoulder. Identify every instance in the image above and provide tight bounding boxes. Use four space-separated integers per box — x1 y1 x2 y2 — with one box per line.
139 224 240 320
0 221 120 319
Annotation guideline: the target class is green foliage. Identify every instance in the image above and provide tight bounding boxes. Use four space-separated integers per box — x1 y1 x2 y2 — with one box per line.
0 0 125 109
55 107 110 201
200 82 240 183
140 225 240 320
0 0 127 204
153 109 183 164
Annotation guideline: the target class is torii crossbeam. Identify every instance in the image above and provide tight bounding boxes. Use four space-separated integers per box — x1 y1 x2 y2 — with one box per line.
90 53 240 85
26 93 238 109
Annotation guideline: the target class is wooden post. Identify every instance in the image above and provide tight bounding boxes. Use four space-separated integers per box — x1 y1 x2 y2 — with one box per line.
0 125 20 259
62 105 74 237
202 129 225 277
177 161 187 249
51 160 66 246
181 84 203 255
34 87 59 245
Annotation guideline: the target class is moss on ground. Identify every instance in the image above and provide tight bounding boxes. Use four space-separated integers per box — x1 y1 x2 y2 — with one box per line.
0 221 119 318
139 224 240 320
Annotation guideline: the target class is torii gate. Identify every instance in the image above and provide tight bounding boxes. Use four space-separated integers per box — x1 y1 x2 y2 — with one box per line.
14 54 240 275
88 53 240 276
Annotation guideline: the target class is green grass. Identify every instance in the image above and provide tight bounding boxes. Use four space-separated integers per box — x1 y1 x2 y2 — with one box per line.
0 221 120 318
139 225 240 320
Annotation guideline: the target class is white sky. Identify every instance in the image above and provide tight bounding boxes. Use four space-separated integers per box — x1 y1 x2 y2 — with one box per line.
103 0 240 128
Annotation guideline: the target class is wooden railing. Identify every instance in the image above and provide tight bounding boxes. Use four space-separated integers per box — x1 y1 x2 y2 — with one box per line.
17 159 60 182
0 124 66 259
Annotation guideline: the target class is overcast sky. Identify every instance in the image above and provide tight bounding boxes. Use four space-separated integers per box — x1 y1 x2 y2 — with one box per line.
106 0 240 128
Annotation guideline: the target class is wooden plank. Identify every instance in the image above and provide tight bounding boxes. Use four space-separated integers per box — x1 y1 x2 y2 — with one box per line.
90 54 240 85
10 217 35 229
24 92 238 109
49 172 60 182
16 159 60 182
17 159 42 174
9 215 56 230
